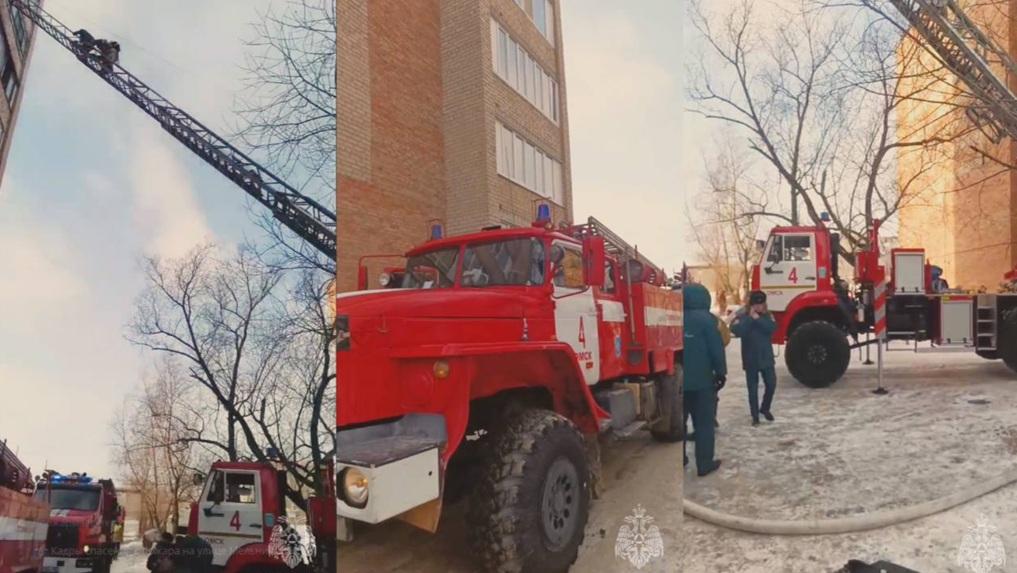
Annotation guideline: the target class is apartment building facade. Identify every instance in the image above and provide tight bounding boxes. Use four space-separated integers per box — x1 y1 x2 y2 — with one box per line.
896 1 1017 290
0 1 38 186
337 0 572 291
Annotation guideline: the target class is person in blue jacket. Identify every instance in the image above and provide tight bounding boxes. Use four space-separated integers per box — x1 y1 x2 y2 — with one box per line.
682 283 726 477
730 290 777 426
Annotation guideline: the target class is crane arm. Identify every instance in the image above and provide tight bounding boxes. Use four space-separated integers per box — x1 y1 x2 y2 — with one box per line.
11 0 337 258
887 0 1017 143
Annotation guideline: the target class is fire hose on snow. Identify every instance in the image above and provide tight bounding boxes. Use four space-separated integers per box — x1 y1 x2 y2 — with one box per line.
683 466 1017 535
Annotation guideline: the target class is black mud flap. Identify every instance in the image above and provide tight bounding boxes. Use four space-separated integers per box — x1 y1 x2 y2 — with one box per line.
837 560 920 573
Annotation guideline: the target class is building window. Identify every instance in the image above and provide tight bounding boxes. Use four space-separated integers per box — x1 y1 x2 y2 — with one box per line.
0 25 15 104
496 120 563 203
11 5 28 54
509 0 555 46
3 58 17 103
491 20 559 123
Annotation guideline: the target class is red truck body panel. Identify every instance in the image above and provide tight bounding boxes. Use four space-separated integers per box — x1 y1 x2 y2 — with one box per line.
0 486 48 573
337 224 683 467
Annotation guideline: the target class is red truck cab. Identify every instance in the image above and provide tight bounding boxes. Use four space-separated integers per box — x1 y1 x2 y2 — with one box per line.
33 473 122 573
188 460 334 573
337 211 684 571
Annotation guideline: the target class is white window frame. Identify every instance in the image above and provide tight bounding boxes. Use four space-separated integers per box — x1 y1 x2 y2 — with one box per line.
509 0 554 46
491 19 559 124
495 120 563 203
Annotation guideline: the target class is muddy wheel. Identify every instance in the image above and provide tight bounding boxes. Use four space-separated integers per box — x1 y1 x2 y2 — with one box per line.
467 409 590 573
650 366 684 442
785 320 850 388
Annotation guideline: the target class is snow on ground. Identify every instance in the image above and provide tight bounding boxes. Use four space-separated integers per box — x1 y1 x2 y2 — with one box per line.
339 430 685 572
112 541 149 573
341 342 1017 572
680 344 1017 573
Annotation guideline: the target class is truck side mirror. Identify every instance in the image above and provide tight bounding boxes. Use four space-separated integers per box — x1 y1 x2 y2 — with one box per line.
582 236 606 287
193 472 205 487
756 239 766 251
357 265 368 291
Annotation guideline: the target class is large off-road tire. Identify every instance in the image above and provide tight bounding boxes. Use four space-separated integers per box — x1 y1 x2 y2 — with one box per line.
998 308 1017 373
650 366 684 442
785 320 850 388
467 409 590 573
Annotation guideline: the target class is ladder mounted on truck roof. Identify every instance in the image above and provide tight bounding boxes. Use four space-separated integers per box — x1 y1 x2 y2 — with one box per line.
0 438 32 491
888 0 1017 143
570 216 663 278
11 0 336 258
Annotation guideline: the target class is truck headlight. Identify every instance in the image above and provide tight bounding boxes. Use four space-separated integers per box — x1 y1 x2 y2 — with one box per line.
340 468 369 508
83 545 90 554
379 272 391 287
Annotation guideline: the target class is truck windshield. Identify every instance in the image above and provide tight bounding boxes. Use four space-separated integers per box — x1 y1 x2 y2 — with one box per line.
462 238 545 287
402 247 459 289
34 487 100 511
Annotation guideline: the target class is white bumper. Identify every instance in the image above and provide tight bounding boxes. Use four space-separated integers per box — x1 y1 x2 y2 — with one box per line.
42 556 94 573
337 443 440 524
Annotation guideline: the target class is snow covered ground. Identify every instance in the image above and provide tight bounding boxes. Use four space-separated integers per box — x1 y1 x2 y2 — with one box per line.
111 541 149 573
680 344 1017 573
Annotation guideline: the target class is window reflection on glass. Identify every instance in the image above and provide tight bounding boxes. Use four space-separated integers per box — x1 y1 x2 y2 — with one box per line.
603 261 615 293
205 471 224 503
225 473 256 504
552 245 584 289
463 238 545 287
403 247 459 289
782 235 812 262
766 236 782 263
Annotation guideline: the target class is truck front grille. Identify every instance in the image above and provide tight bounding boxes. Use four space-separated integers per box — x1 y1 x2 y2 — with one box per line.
45 523 79 554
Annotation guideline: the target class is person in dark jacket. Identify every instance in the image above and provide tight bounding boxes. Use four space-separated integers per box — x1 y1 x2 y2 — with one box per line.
172 534 214 573
146 532 175 572
682 283 726 477
730 290 777 425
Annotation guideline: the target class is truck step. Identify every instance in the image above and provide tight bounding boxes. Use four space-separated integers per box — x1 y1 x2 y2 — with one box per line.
614 420 648 439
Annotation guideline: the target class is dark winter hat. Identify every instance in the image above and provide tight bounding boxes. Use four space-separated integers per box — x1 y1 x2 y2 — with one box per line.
749 290 767 305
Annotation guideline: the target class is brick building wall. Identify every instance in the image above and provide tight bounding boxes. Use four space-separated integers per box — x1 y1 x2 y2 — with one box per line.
0 1 39 187
897 0 1017 291
337 0 572 292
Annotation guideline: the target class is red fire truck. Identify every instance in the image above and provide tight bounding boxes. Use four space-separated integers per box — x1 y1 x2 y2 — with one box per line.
0 440 48 573
336 207 684 572
187 459 335 573
752 218 1017 387
33 472 124 573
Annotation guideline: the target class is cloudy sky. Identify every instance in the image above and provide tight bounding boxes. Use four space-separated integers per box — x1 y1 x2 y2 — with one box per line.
0 0 288 479
0 1 702 482
562 0 706 276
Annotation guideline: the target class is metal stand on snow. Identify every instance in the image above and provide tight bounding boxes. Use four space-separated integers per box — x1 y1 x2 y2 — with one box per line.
872 280 888 395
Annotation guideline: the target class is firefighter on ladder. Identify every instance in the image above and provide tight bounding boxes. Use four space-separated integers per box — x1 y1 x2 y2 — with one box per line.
73 29 120 71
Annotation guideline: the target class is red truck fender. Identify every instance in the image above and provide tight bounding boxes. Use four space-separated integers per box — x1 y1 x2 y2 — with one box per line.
775 290 842 343
392 341 609 463
222 542 282 573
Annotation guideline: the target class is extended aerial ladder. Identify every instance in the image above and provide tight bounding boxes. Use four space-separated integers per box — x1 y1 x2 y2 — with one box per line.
887 0 1017 143
10 0 336 258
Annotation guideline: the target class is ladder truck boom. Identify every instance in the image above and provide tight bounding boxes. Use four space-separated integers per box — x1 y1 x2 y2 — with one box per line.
11 0 336 258
888 0 1017 143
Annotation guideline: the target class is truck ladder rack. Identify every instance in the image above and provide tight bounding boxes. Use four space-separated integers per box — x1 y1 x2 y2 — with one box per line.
11 0 337 258
569 216 661 274
887 0 1017 143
